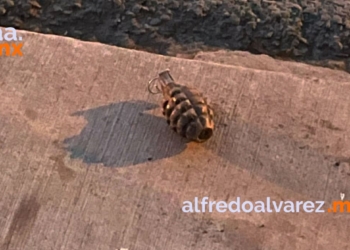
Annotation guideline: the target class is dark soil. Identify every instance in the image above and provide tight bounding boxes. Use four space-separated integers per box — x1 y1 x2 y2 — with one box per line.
1 0 349 71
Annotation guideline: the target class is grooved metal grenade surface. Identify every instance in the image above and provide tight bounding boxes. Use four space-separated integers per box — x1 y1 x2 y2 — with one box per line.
148 69 215 143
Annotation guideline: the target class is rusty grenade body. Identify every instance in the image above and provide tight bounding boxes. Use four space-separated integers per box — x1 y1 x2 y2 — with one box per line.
149 69 214 143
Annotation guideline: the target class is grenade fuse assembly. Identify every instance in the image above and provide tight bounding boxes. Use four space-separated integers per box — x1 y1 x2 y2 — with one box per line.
148 69 215 143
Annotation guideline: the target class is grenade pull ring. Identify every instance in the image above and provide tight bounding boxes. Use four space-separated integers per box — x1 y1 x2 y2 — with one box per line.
147 69 174 95
148 77 161 94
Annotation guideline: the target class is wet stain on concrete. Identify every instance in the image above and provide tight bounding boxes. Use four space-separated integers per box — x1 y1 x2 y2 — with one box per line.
49 154 76 182
2 196 41 250
24 109 38 121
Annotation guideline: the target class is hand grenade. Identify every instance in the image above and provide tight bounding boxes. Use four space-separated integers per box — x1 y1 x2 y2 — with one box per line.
148 69 214 143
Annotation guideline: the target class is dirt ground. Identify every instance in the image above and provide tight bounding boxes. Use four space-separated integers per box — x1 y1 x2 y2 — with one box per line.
0 0 349 72
0 30 349 250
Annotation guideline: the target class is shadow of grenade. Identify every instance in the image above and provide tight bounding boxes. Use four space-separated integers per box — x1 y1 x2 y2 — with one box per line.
148 69 215 143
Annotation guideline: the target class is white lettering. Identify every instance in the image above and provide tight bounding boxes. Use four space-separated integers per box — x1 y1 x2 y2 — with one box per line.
209 201 216 212
216 201 227 212
182 201 193 213
0 27 18 41
254 201 265 212
201 197 209 212
242 201 254 212
228 197 240 212
303 201 314 212
272 201 283 212
283 201 295 213
315 201 325 213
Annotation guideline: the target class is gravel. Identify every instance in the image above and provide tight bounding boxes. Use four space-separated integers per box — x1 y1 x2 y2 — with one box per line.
0 0 349 70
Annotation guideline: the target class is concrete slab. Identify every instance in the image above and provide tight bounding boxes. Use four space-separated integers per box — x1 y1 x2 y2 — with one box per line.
0 30 350 250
